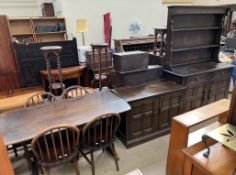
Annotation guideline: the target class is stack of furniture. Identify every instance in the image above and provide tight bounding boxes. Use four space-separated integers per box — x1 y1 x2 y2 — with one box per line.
163 6 233 112
9 16 66 43
110 6 234 148
111 51 185 147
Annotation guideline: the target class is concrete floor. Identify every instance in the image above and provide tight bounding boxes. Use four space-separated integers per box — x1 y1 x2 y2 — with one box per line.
11 135 169 175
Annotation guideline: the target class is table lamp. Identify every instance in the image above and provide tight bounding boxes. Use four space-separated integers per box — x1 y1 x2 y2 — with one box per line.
76 19 88 46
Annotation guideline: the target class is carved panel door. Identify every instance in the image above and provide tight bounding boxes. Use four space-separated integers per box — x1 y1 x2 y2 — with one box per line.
158 93 182 130
128 98 157 139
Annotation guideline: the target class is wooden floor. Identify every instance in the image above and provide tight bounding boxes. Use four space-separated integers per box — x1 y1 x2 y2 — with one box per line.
0 86 44 112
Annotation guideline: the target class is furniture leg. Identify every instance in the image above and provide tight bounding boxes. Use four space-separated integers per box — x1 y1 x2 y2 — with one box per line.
23 144 33 174
42 167 50 175
110 143 119 171
74 159 80 175
183 156 193 175
91 151 95 175
13 145 18 157
41 75 46 91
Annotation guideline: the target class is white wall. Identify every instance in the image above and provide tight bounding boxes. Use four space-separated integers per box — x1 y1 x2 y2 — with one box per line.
4 0 192 47
0 0 39 16
61 0 165 46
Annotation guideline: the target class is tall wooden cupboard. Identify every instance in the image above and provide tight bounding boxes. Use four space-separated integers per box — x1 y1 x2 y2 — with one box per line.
0 15 20 92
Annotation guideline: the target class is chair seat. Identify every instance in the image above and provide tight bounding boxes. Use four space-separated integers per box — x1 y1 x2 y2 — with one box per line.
67 87 95 98
94 74 107 80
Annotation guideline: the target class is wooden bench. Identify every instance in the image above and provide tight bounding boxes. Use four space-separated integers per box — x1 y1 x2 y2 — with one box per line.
166 99 231 175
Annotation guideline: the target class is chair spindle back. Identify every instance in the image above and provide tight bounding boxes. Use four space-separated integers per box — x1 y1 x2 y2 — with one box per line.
24 92 57 108
31 125 80 165
82 113 120 149
62 85 89 99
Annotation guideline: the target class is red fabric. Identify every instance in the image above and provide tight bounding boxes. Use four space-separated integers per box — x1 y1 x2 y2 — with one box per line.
104 13 111 48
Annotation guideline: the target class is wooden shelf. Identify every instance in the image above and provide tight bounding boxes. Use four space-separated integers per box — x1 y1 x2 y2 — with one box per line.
172 44 220 52
12 33 33 36
173 26 222 32
31 16 65 20
8 16 67 43
35 31 66 35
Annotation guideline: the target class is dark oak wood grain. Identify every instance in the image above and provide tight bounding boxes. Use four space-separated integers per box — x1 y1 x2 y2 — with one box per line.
113 80 185 147
0 88 130 145
163 6 233 113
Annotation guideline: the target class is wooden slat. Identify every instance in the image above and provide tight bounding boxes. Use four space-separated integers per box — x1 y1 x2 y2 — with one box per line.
174 99 230 127
0 133 14 175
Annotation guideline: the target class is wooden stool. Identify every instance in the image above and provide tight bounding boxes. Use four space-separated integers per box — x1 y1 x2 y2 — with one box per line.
91 43 108 91
40 46 65 95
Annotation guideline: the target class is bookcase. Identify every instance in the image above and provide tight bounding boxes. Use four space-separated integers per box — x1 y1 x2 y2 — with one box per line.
8 16 66 43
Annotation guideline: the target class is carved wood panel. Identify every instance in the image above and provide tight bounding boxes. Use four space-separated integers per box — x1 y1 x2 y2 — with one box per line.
129 98 157 139
158 93 182 129
183 85 204 112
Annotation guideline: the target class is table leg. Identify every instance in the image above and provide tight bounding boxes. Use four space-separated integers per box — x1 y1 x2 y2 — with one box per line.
23 144 39 175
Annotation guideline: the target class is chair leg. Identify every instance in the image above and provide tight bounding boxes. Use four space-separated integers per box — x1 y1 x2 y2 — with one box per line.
42 167 50 175
13 146 18 157
91 151 95 175
110 143 119 171
74 159 80 175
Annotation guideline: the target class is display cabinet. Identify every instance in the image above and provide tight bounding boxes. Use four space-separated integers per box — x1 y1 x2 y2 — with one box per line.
163 6 233 112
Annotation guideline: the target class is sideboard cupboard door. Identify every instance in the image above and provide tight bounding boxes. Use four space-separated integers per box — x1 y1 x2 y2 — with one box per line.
203 78 230 105
183 85 205 112
158 93 182 130
128 98 157 139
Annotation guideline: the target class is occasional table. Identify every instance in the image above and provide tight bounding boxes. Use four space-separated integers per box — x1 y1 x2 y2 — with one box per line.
40 65 85 90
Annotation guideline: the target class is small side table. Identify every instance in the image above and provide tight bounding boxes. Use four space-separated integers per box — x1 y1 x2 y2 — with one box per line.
40 66 86 91
91 43 108 91
40 46 65 95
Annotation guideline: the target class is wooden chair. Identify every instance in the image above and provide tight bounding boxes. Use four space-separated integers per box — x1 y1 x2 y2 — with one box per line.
62 85 89 99
9 92 57 158
80 113 121 175
24 92 57 108
31 124 80 175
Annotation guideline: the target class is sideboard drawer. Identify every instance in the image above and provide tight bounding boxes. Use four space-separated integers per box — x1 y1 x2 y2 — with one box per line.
213 69 231 80
186 73 212 86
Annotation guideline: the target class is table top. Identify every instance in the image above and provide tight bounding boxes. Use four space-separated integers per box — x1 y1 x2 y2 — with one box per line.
0 88 130 145
112 80 185 102
40 65 85 76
